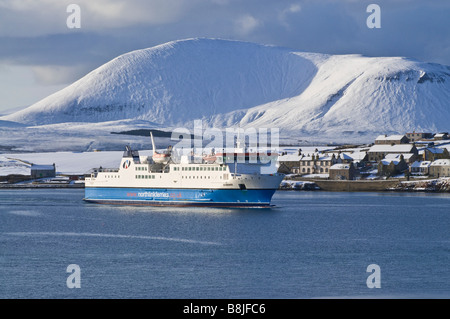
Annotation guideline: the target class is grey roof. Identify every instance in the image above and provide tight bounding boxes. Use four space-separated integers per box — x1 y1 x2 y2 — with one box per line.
31 164 55 170
368 144 414 153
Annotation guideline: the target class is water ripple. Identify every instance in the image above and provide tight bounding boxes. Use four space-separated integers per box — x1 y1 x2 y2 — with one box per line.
4 231 221 246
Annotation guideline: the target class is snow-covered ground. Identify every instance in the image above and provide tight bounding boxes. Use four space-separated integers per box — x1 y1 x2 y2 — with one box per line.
0 150 151 176
280 180 320 190
0 155 30 176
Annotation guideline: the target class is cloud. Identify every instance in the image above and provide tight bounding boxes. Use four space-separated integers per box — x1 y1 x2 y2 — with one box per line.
0 0 450 112
278 3 302 28
234 14 262 36
0 0 193 36
31 64 92 85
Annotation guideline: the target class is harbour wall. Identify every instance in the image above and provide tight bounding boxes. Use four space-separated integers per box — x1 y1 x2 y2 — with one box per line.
311 179 400 192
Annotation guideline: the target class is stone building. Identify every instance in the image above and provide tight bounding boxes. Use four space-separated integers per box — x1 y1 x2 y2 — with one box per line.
422 147 450 161
277 154 302 174
375 134 409 145
377 155 408 176
409 161 431 176
405 132 433 142
329 163 356 180
298 153 342 175
367 144 418 162
433 132 449 140
429 159 450 177
31 163 56 179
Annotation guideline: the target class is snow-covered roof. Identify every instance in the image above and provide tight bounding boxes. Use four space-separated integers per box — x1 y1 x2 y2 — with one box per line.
424 147 445 154
278 152 339 162
430 159 450 166
384 153 414 160
31 164 55 170
369 144 414 153
277 154 302 162
330 164 351 170
338 153 353 160
344 151 367 161
380 159 401 165
300 155 335 161
375 134 406 141
410 161 431 168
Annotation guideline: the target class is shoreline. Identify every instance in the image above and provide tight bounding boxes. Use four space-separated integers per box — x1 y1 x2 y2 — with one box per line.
0 183 84 189
1 178 449 193
281 177 450 193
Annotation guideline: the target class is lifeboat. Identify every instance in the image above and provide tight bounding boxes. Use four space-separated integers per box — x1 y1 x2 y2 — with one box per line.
150 131 171 164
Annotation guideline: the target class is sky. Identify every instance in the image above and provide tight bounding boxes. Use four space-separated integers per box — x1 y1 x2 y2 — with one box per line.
0 0 449 114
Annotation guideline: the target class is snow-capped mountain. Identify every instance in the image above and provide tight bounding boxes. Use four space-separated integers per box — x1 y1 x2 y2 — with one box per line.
2 38 450 144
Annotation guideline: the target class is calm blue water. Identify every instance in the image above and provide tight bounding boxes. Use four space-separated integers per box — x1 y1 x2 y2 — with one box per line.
0 189 449 299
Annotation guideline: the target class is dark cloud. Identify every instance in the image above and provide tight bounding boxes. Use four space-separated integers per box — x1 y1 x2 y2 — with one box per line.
1 0 449 66
0 0 449 109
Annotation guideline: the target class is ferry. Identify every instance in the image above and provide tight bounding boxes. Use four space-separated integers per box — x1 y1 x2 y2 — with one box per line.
83 133 284 207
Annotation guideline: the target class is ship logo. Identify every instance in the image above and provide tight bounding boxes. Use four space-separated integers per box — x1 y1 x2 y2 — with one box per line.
123 160 131 169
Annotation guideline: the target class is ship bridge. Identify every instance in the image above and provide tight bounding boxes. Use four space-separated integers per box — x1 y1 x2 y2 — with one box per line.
123 145 141 163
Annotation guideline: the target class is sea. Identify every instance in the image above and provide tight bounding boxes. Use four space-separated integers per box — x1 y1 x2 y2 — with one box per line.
1 188 449 300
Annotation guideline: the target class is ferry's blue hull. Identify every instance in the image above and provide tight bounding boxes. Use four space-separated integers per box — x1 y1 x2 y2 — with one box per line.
84 187 277 207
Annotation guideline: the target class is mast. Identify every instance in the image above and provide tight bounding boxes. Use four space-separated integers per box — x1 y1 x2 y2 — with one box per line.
234 132 238 177
150 131 158 155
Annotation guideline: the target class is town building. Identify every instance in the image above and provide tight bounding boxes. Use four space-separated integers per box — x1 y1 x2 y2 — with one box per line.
298 153 343 175
433 132 449 140
277 154 302 174
367 144 418 162
377 155 408 177
277 151 349 176
344 151 368 165
375 134 409 145
329 163 356 180
409 161 431 176
405 132 433 142
383 153 417 164
429 159 450 177
421 147 450 161
31 164 56 179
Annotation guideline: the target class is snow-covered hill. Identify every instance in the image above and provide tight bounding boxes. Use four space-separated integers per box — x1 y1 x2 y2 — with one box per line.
206 54 450 141
2 38 450 145
3 38 316 126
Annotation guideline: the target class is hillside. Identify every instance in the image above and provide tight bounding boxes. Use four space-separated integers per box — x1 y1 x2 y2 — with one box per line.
3 38 317 126
2 38 449 145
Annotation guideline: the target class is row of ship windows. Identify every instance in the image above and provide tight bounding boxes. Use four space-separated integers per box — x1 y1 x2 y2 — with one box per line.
135 175 222 180
136 175 156 179
135 166 226 172
181 176 216 179
174 166 226 171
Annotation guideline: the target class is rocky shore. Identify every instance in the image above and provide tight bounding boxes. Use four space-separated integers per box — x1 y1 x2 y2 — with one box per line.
389 178 450 192
279 177 450 193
